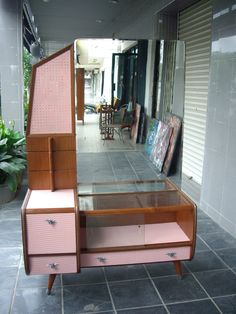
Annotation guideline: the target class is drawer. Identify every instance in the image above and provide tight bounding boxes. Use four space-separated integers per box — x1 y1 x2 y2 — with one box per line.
26 213 76 254
81 246 191 267
29 255 77 275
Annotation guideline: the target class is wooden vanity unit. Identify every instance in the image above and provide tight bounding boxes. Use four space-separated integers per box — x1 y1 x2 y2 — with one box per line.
21 45 197 295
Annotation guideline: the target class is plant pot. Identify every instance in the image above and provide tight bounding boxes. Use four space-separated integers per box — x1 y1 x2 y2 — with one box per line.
0 183 16 204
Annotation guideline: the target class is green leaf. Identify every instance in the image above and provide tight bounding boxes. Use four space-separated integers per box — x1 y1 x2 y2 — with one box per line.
5 174 17 192
0 161 19 175
11 161 25 171
0 153 12 161
14 137 25 146
11 157 26 165
0 138 7 146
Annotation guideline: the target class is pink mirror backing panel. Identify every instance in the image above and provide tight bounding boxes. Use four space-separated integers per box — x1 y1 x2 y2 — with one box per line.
30 49 72 134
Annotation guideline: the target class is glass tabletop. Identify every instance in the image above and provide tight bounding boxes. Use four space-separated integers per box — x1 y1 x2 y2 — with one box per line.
78 179 175 196
77 179 194 213
78 190 190 212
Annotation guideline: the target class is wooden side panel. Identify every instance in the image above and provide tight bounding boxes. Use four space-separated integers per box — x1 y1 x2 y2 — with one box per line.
53 151 76 170
28 171 51 189
145 212 176 224
27 152 50 171
27 151 76 171
27 135 76 152
28 170 76 190
76 68 84 122
176 209 194 241
54 170 77 189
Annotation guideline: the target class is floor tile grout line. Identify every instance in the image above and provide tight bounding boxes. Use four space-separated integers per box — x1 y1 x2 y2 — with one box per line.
59 273 197 287
143 264 171 314
113 304 167 311
183 263 223 313
102 267 117 314
163 297 218 306
9 251 23 314
78 310 115 314
61 275 64 314
197 234 236 272
205 244 236 252
180 266 230 276
139 152 162 178
212 293 236 300
123 152 140 180
60 281 107 288
197 229 236 236
106 152 119 182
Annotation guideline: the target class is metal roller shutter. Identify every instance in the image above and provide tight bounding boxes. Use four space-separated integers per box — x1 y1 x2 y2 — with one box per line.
178 0 212 184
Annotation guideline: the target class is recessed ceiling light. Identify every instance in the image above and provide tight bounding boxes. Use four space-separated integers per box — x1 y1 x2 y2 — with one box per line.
96 19 102 23
42 0 50 3
109 0 119 4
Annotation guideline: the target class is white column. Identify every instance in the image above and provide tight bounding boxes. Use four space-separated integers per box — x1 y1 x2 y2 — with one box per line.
0 0 24 132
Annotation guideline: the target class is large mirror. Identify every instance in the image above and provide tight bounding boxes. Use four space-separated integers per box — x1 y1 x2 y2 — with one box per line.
75 39 185 184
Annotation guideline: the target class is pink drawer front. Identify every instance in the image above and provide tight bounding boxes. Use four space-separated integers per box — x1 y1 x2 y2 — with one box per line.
29 255 77 275
26 213 76 254
81 246 191 267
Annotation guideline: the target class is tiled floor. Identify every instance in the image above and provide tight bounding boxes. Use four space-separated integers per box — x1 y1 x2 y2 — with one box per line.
0 113 236 314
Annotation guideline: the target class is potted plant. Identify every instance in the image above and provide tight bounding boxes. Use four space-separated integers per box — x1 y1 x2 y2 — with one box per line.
0 119 26 204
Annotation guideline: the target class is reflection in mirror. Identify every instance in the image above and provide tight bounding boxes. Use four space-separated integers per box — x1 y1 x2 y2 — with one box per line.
75 39 185 184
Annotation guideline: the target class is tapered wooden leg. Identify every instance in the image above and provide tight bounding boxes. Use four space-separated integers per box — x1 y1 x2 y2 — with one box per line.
47 274 56 295
174 261 183 278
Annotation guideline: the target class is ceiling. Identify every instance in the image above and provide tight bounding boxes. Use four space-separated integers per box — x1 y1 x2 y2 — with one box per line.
28 0 150 43
28 0 199 45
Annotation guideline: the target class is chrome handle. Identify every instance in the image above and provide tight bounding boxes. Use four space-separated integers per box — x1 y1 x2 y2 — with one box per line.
96 257 107 263
46 219 56 225
166 252 176 258
47 263 58 270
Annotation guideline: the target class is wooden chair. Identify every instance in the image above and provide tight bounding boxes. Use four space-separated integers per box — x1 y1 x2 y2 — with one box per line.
103 107 133 142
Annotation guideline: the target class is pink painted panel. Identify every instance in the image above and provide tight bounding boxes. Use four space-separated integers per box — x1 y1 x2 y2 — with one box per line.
81 246 191 267
80 222 189 250
30 49 72 134
26 189 75 209
82 225 145 249
29 255 77 275
27 213 76 254
145 222 190 244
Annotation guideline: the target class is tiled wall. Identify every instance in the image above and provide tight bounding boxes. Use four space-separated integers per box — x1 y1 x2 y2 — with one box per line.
0 0 24 132
200 0 236 237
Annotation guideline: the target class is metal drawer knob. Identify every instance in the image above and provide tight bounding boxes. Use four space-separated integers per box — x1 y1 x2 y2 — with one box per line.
46 219 56 225
47 263 58 269
166 252 176 258
96 257 107 263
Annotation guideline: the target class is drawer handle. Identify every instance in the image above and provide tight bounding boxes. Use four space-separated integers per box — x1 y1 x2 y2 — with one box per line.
47 263 58 270
96 257 107 263
46 219 56 225
166 252 176 258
